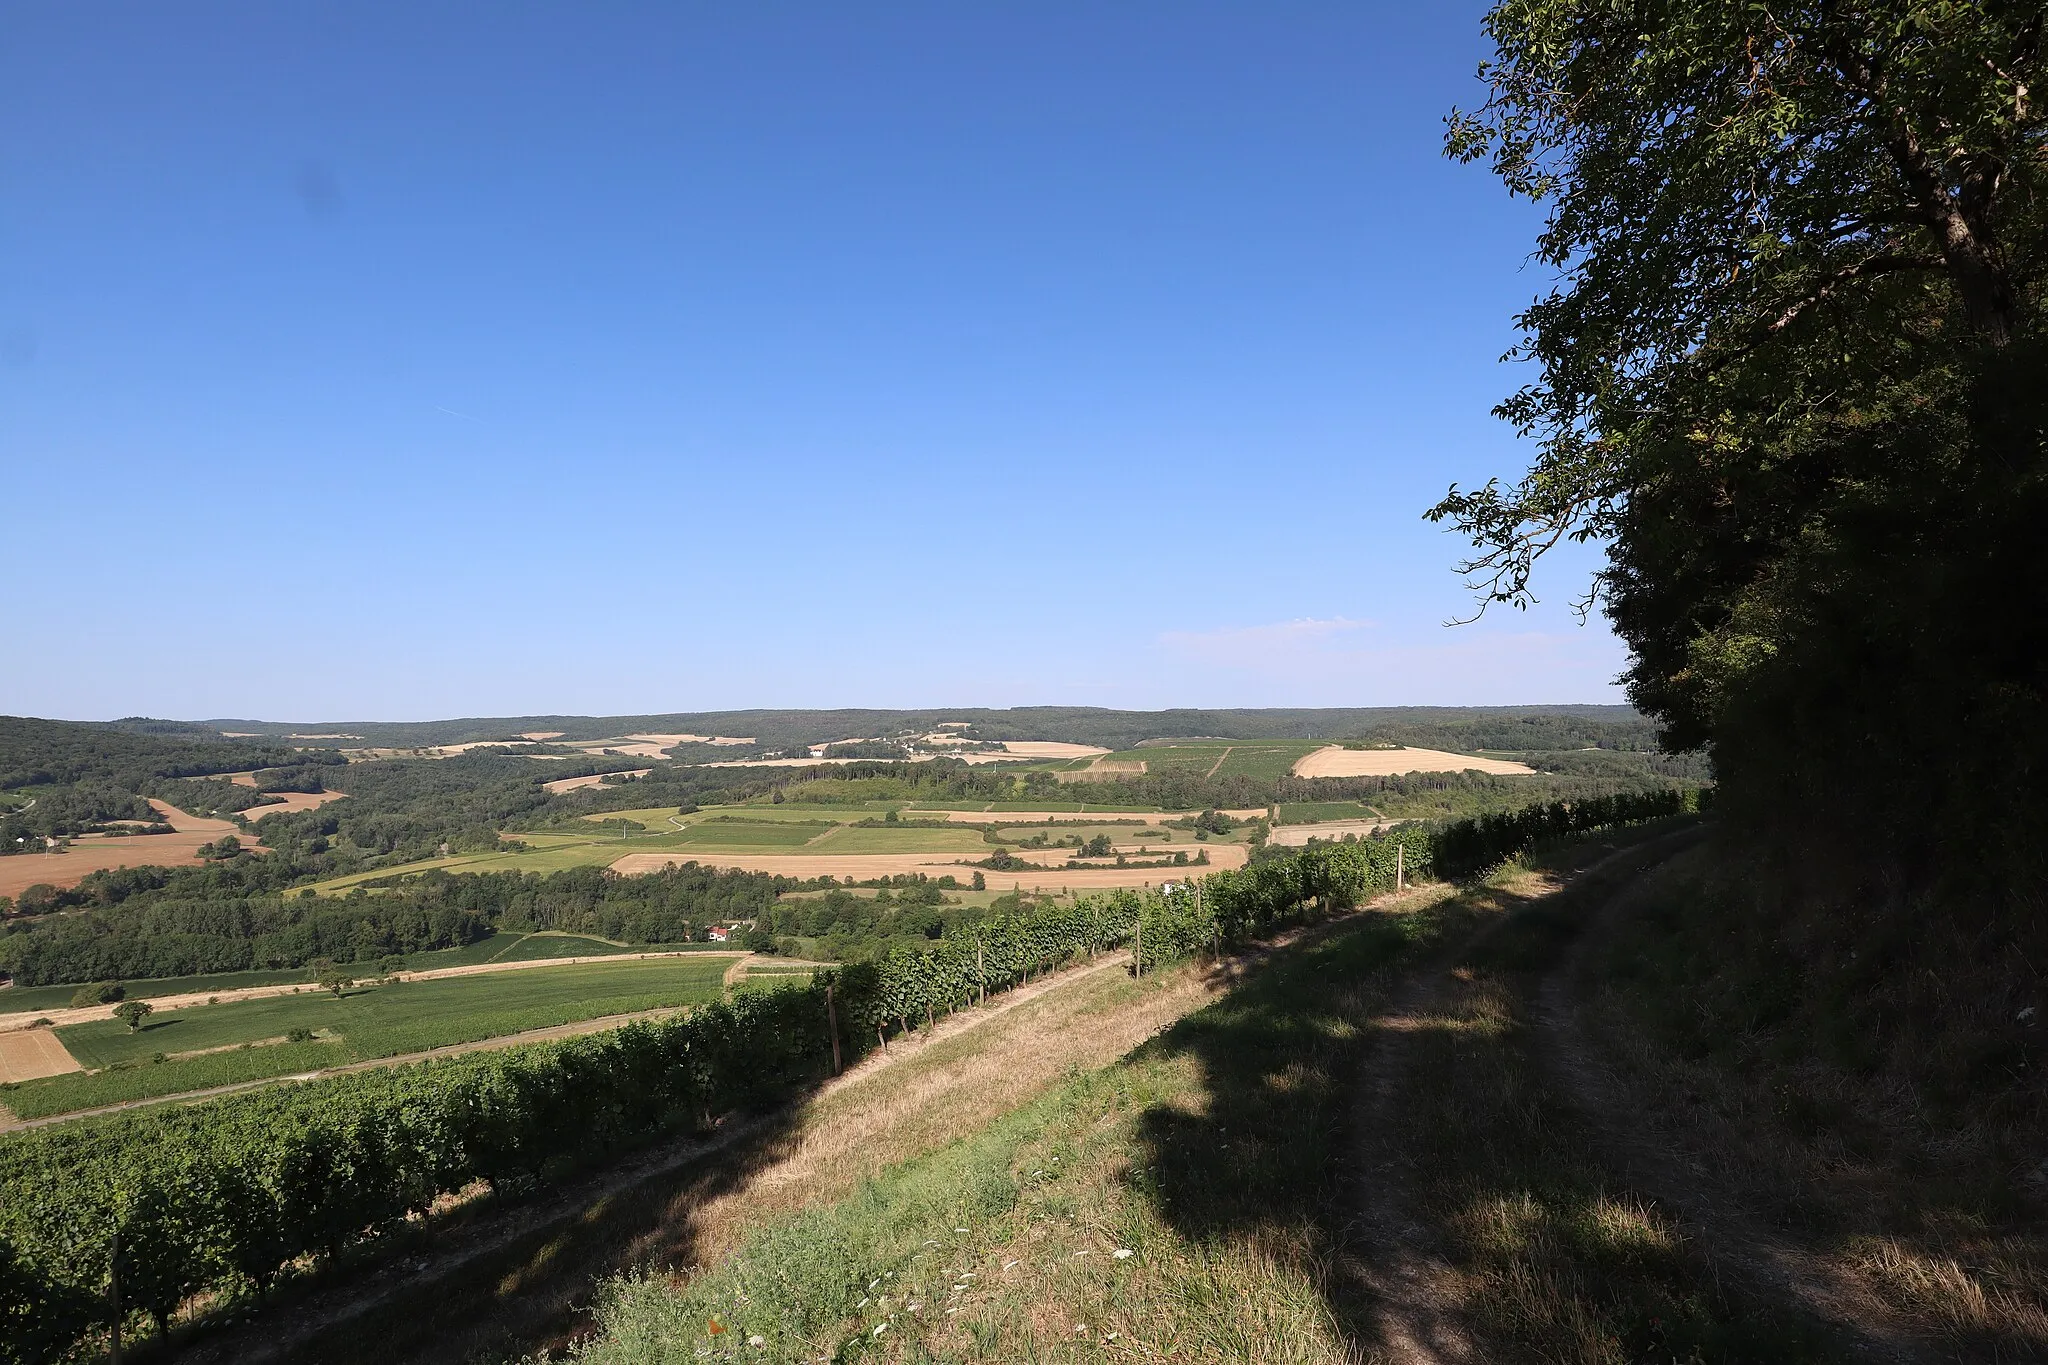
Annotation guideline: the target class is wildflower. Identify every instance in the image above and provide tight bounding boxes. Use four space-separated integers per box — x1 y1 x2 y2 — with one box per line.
1112 1248 1134 1260
707 1317 727 1335
1075 1323 1089 1334
747 1335 765 1348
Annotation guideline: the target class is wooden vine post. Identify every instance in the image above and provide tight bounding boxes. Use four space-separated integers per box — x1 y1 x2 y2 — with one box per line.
108 1228 122 1365
1396 842 1405 892
977 941 986 1007
1134 912 1143 979
825 981 842 1074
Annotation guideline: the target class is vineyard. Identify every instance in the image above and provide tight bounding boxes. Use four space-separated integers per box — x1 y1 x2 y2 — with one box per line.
0 792 1691 1363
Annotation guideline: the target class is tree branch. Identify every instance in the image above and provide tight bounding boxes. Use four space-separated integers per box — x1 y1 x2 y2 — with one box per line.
1766 252 1945 333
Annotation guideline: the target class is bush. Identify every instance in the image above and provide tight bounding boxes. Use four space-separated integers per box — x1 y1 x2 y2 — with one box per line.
68 982 123 1008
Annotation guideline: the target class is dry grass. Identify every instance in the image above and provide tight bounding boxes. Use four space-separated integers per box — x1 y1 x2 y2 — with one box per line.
555 891 1459 1365
0 1026 82 1083
656 957 1214 1272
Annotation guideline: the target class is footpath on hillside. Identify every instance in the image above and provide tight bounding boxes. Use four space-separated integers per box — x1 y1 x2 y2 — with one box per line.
1337 831 1972 1364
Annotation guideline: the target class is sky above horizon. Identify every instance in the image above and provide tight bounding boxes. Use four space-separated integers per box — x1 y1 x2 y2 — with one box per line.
1 3 1629 723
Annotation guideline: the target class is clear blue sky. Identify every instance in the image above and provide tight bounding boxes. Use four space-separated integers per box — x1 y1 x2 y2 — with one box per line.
1 2 1626 722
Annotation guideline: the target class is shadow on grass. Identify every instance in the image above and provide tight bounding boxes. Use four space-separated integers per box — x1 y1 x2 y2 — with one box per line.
1128 827 1849 1364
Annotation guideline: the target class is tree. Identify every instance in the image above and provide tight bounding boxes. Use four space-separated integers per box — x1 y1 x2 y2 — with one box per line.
309 957 353 997
1433 1 2046 885
112 999 152 1031
68 981 122 1008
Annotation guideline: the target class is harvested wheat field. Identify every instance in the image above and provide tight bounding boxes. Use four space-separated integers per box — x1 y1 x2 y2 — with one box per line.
243 790 348 817
608 844 1248 888
0 801 256 899
1290 743 1537 777
541 769 653 795
1268 817 1394 845
0 1027 83 1083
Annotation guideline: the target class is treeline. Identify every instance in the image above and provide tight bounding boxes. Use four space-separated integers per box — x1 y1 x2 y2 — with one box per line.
352 863 797 943
0 788 162 851
0 896 492 985
0 716 338 792
0 862 800 986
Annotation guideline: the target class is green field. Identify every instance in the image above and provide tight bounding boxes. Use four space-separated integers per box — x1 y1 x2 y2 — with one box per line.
58 957 732 1067
803 825 993 854
669 819 833 848
3 957 738 1120
0 933 659 1016
1103 740 1320 782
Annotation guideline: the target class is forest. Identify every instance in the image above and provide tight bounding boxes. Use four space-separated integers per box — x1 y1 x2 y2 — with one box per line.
0 861 806 985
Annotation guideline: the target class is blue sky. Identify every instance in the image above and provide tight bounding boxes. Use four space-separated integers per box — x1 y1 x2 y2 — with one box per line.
0 3 1626 721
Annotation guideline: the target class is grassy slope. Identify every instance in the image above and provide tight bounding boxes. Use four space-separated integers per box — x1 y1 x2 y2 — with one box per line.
559 900 1440 1363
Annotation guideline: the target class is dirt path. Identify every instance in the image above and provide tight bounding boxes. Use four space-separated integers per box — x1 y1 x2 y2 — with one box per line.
1340 830 1936 1364
1537 851 1934 1363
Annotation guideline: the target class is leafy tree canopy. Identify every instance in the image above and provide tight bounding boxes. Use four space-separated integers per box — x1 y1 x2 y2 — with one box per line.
1433 1 2045 884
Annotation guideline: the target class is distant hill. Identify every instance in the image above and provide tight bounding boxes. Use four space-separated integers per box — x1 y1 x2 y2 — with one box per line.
188 705 1650 753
